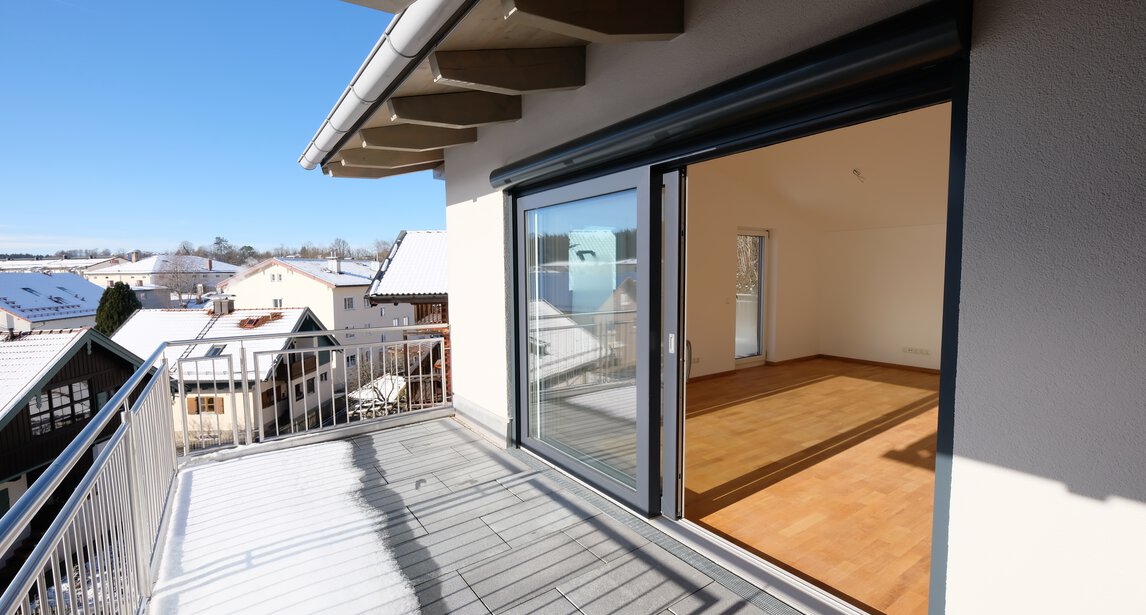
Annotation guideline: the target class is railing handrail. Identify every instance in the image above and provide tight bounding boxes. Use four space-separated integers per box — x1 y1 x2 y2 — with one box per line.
161 322 450 348
0 341 168 558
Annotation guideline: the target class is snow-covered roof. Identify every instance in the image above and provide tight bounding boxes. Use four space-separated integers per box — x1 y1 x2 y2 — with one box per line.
95 254 239 275
0 329 86 425
112 308 324 382
220 258 379 290
367 231 447 301
0 272 104 324
0 328 141 429
0 257 122 273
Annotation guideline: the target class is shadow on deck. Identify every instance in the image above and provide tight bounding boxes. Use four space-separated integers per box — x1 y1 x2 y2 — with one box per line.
150 418 799 614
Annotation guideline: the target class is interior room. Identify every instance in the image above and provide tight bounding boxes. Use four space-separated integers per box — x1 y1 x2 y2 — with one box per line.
681 103 951 615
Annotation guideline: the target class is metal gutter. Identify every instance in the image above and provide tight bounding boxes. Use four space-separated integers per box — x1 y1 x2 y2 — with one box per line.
298 0 480 170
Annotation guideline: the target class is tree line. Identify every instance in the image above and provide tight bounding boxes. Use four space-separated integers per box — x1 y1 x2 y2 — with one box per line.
3 236 393 267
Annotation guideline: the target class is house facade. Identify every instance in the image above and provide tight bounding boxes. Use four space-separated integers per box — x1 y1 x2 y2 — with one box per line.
366 230 448 325
84 254 238 298
219 256 415 343
0 257 124 274
298 1 1145 614
0 328 141 573
111 305 337 450
0 272 104 332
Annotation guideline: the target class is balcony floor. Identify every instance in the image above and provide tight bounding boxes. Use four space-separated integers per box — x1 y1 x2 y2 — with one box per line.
148 418 798 614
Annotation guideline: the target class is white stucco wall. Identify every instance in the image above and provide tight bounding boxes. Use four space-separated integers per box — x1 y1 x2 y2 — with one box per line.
946 2 1146 612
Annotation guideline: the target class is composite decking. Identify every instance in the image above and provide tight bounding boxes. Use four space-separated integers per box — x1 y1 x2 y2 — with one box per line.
149 418 798 615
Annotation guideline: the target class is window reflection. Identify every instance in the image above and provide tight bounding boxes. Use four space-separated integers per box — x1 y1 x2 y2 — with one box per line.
525 189 639 488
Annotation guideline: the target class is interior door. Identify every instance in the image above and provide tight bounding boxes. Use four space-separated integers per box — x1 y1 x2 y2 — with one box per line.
516 167 658 514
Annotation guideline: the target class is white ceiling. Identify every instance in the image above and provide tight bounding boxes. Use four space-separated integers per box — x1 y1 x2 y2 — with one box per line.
695 102 952 231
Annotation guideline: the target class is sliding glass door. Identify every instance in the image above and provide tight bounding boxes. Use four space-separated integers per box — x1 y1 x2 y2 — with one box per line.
517 168 656 512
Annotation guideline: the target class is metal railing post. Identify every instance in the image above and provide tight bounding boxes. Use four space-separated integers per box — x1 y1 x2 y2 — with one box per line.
226 355 240 447
177 364 189 458
239 340 253 445
121 409 153 603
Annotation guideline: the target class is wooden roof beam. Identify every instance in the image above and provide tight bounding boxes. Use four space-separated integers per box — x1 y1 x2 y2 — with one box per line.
323 161 441 179
502 0 683 43
339 148 445 169
386 91 522 128
430 47 585 95
358 124 477 152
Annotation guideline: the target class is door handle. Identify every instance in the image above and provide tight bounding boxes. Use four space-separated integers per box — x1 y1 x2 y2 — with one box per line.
685 339 692 380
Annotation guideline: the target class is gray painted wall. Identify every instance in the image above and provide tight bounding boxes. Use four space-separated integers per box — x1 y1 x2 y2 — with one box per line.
947 2 1146 611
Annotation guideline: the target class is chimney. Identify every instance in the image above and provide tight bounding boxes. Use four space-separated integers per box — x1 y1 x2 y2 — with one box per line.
212 297 234 316
207 258 213 271
328 255 341 274
130 250 140 263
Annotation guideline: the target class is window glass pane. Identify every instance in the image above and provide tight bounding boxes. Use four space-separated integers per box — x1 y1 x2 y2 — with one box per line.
72 381 90 399
52 405 73 428
50 385 70 408
735 235 763 358
525 189 639 488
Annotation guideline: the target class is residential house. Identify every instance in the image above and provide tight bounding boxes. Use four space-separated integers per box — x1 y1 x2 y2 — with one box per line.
0 328 141 574
0 272 104 332
367 230 448 325
367 230 450 394
295 1 1144 614
132 284 174 309
0 257 125 274
84 254 238 300
111 303 337 450
218 256 414 343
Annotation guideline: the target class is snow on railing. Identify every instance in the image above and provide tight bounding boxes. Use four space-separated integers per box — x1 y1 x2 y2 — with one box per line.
0 346 178 615
0 323 450 613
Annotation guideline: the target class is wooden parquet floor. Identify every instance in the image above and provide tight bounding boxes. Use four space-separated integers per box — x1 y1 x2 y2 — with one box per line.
684 358 939 615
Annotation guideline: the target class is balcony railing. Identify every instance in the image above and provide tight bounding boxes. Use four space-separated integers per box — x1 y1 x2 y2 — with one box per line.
0 324 450 614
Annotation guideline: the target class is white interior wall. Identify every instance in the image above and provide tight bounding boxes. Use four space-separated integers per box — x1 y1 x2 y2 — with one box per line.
685 164 822 377
946 1 1146 612
818 224 945 369
684 104 949 376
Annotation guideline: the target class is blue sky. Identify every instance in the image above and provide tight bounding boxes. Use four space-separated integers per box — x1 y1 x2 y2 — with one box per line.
0 0 445 255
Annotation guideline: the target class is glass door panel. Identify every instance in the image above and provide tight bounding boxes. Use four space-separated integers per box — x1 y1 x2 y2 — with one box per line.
734 234 765 359
517 168 654 512
525 190 639 486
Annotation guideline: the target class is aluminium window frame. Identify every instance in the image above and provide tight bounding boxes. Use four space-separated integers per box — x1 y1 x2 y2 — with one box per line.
513 167 660 515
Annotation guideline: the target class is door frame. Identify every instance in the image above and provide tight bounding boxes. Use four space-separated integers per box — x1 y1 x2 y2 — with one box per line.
514 167 660 515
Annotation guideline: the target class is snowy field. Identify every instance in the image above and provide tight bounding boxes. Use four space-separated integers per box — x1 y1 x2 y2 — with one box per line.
148 441 419 614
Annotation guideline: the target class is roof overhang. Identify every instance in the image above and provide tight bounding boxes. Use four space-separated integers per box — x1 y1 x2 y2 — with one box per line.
300 0 684 179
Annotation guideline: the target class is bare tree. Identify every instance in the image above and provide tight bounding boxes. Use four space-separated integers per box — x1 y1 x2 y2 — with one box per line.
372 239 391 262
154 254 202 307
329 238 351 258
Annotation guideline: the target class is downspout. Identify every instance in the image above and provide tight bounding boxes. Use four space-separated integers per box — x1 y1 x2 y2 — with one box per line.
298 0 478 170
